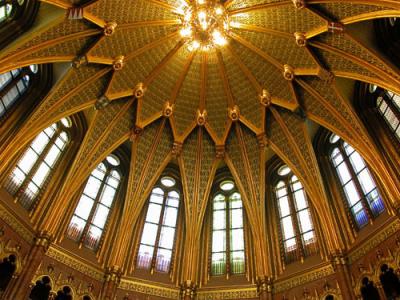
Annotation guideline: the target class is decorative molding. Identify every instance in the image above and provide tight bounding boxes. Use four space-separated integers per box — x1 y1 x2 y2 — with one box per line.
274 265 335 293
119 279 180 298
348 219 400 264
0 201 34 242
197 287 257 300
46 246 104 281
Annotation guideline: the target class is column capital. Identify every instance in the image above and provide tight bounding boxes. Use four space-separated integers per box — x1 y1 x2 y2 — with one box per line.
329 250 348 269
104 266 122 283
256 276 273 295
180 280 196 299
34 230 53 250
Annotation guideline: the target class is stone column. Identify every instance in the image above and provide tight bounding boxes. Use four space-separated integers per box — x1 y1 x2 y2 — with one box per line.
331 251 355 299
101 266 121 300
257 276 273 300
180 280 196 300
2 231 52 299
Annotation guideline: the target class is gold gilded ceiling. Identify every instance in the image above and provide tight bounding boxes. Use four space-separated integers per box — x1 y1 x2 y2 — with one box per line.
1 0 400 279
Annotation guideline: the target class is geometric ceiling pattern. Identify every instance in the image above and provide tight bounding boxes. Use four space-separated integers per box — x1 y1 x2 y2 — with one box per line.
0 0 400 279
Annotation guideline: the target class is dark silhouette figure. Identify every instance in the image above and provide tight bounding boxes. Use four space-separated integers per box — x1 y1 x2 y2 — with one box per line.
361 277 380 300
54 286 73 300
0 254 16 292
325 295 334 300
82 296 91 300
29 276 52 300
379 264 400 300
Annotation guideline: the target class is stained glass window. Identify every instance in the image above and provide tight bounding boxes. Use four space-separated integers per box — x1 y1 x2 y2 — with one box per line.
330 135 384 228
375 89 400 142
4 118 70 210
0 65 37 121
274 166 317 263
67 155 121 250
211 180 245 276
136 176 180 273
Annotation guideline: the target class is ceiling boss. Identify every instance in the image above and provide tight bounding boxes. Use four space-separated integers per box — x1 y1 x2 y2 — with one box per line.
176 0 230 51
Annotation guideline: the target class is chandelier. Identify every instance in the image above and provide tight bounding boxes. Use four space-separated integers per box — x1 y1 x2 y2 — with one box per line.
177 0 230 51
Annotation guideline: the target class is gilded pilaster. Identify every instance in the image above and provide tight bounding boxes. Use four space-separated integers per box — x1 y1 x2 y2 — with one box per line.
3 231 52 299
180 280 196 300
100 266 121 300
257 276 273 300
330 251 355 299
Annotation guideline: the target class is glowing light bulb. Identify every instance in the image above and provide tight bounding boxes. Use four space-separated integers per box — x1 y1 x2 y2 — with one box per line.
184 10 192 21
198 10 207 29
192 40 200 50
229 21 240 28
180 26 192 37
215 6 223 15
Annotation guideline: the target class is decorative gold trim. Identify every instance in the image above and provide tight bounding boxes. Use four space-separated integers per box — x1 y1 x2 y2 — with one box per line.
348 219 400 263
196 287 257 300
0 200 34 242
46 246 104 281
119 278 180 298
274 264 335 293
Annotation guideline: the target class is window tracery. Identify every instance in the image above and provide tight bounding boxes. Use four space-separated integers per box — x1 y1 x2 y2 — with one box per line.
0 0 27 24
211 180 245 276
0 0 39 48
369 85 400 142
67 154 121 250
0 65 38 121
4 118 71 210
136 175 181 273
273 165 317 263
329 134 384 228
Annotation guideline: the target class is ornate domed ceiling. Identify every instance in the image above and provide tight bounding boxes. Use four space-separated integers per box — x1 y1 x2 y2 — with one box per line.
0 0 400 278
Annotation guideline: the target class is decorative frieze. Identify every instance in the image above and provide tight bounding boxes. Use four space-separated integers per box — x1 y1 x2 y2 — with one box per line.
119 279 180 298
45 246 104 281
274 265 335 293
197 288 257 300
0 203 34 242
348 220 400 264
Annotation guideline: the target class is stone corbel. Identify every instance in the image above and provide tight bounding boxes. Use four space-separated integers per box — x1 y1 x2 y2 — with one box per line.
283 64 295 81
72 55 88 69
292 0 306 9
163 101 174 118
104 22 117 36
94 95 110 110
260 89 272 107
228 105 240 121
294 32 307 47
196 109 207 126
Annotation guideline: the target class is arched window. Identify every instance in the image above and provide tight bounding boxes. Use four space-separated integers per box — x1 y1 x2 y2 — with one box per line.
136 175 180 273
4 118 71 210
67 154 121 250
329 134 384 228
0 0 39 48
274 165 317 263
369 85 400 142
0 65 38 121
0 1 14 24
211 180 245 276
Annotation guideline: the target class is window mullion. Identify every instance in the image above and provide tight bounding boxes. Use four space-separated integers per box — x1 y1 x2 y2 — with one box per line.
151 189 168 273
225 194 230 277
0 70 25 97
79 169 110 246
340 145 373 224
286 178 304 261
384 94 400 120
15 128 59 207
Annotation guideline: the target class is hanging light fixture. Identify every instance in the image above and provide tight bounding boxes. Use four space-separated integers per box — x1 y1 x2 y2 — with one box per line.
177 0 230 51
